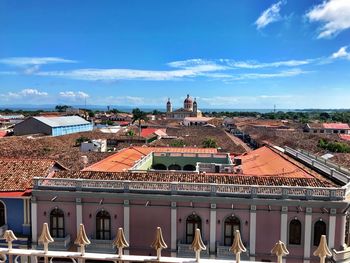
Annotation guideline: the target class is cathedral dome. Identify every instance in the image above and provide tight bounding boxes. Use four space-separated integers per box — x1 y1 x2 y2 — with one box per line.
184 94 193 103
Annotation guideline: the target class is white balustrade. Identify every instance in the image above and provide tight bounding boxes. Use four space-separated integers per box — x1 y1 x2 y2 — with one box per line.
33 177 346 201
0 225 333 263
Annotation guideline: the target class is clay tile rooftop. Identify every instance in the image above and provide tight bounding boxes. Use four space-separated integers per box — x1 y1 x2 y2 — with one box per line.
239 146 315 178
83 146 217 172
0 158 66 193
323 123 350 129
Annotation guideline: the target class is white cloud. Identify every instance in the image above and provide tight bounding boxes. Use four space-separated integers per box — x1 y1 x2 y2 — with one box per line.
0 57 77 75
223 59 311 69
200 95 293 107
0 57 76 67
59 91 90 99
255 1 286 29
36 67 217 81
232 68 308 80
331 46 350 59
0 89 48 100
306 0 350 38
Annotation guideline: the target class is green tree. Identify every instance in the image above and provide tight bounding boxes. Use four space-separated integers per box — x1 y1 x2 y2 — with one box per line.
126 129 136 137
132 108 148 137
55 105 70 112
75 136 90 146
202 137 218 148
170 140 185 147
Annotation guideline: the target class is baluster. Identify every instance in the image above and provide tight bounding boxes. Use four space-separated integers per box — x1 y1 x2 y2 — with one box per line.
38 223 54 263
229 230 246 263
4 230 17 251
190 228 206 262
271 240 289 263
74 224 91 256
3 230 17 263
313 235 332 263
151 227 167 260
113 228 129 258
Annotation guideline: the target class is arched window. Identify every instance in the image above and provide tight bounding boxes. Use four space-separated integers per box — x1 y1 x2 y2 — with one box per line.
314 220 326 246
183 164 196 171
224 216 240 246
50 208 65 238
186 214 201 244
289 219 302 245
96 210 111 240
152 163 167 170
168 164 181 170
0 202 5 227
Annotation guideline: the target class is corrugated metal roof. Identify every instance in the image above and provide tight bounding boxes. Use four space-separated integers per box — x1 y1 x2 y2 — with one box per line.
33 116 90 127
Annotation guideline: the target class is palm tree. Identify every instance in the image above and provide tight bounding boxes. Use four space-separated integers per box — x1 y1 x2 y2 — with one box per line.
132 108 148 137
202 137 218 148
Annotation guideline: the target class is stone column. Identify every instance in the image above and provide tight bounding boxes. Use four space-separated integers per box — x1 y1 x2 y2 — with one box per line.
340 213 347 248
76 198 83 233
249 205 257 261
280 206 288 243
209 204 217 256
31 197 38 243
303 207 312 263
171 202 177 257
329 208 337 249
280 206 288 263
123 200 130 255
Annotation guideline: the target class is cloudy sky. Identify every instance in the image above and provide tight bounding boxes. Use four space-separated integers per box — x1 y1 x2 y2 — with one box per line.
1 0 350 109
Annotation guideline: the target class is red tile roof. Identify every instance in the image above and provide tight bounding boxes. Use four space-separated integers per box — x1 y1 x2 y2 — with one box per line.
83 146 217 172
239 146 315 178
0 131 7 138
339 134 350 141
323 123 350 129
0 158 66 192
141 128 159 138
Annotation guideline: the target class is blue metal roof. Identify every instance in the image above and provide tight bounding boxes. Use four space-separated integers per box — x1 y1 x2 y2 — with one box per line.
33 116 90 127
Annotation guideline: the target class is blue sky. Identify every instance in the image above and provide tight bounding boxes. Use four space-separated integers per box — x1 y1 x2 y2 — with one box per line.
0 0 350 109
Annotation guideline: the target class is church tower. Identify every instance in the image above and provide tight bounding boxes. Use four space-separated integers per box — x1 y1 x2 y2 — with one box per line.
166 98 172 113
193 98 197 114
184 94 193 111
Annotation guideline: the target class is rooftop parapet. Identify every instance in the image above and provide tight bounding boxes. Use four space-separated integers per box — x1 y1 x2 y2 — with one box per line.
33 177 346 201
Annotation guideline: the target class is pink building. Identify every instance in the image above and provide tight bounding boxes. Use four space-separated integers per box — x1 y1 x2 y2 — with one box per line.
31 146 350 262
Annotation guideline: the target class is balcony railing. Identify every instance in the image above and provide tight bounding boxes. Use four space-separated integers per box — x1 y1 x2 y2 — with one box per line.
0 223 335 263
33 177 346 201
0 225 7 237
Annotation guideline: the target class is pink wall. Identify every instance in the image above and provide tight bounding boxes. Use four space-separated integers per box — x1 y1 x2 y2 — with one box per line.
82 203 123 239
130 201 171 256
285 211 305 262
177 203 210 244
334 214 345 249
37 201 76 240
216 204 250 246
255 207 281 257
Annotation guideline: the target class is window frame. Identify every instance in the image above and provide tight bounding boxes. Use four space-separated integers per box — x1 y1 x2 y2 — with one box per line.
96 210 111 240
223 215 241 246
50 208 65 238
313 220 327 246
288 218 302 245
186 214 202 244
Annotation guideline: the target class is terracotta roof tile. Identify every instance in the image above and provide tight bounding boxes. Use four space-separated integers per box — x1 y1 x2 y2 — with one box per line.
323 123 350 129
0 158 66 192
83 146 217 172
239 146 314 178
